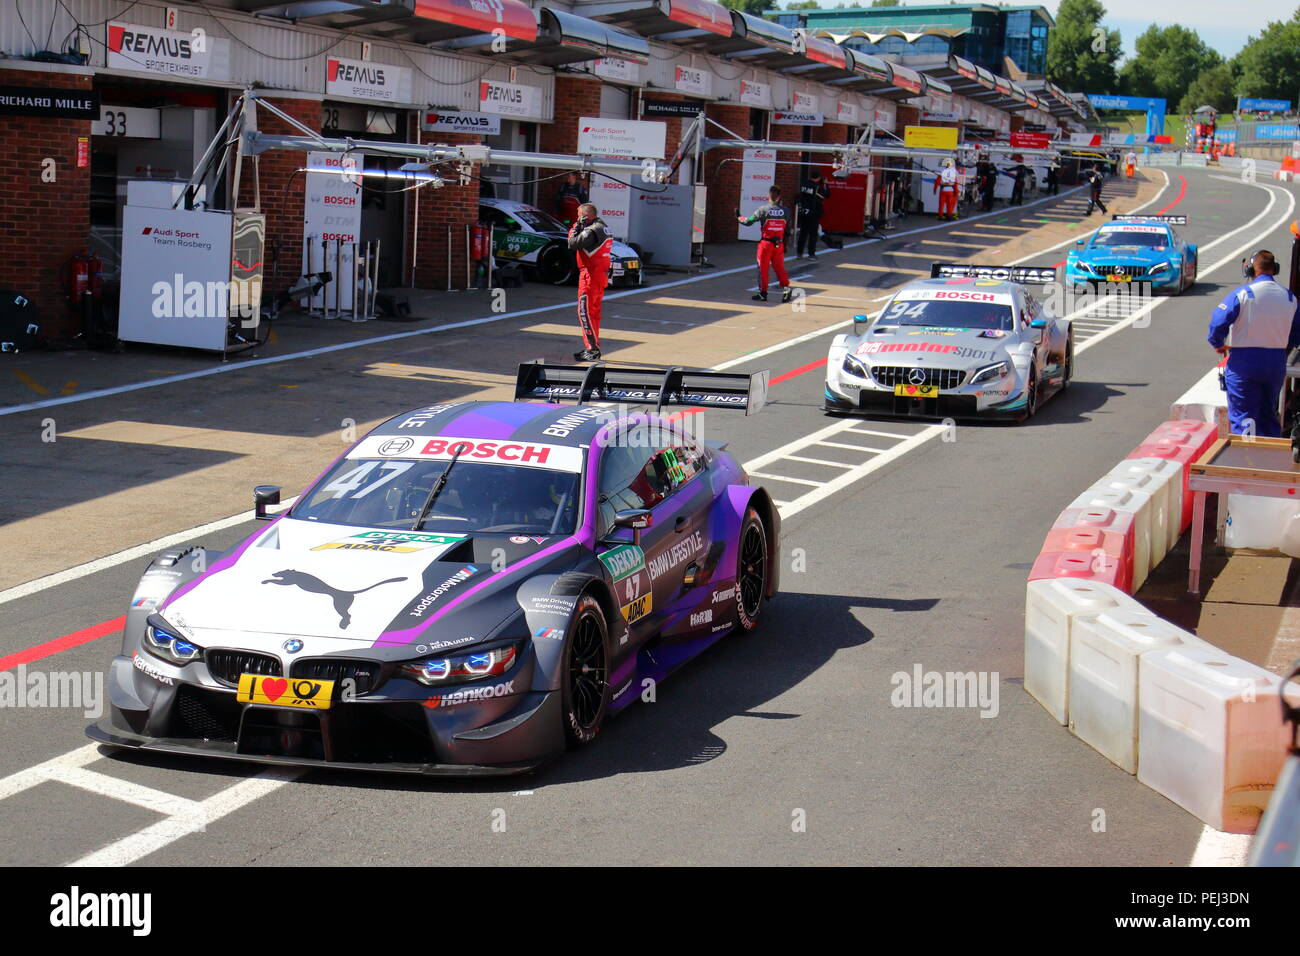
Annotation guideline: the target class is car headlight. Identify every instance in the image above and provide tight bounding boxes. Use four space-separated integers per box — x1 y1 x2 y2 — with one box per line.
842 354 869 379
971 361 1010 384
1074 260 1096 274
1148 262 1169 274
399 642 519 687
144 620 203 665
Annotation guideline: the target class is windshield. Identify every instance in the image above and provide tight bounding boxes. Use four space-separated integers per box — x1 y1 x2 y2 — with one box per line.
876 297 1014 332
1092 229 1169 249
513 207 567 233
293 458 580 535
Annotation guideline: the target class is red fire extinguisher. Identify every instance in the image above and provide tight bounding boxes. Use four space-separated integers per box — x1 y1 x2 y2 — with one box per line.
67 252 103 305
471 222 489 261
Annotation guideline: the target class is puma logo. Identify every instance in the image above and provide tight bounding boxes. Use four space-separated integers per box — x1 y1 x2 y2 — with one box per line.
262 570 407 629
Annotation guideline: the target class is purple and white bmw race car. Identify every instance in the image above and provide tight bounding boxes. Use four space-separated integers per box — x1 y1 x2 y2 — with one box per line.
88 363 778 775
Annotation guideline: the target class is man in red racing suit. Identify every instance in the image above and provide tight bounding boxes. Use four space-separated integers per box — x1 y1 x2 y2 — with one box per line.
567 203 612 361
737 185 793 303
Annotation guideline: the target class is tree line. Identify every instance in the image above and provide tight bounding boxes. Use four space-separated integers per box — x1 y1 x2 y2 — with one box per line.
1049 0 1300 114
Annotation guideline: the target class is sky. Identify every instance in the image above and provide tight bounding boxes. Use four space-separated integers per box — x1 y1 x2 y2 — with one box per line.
779 0 1299 60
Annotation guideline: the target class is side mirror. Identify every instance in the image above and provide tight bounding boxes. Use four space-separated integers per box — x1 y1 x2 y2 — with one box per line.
254 485 281 521
853 313 871 336
1030 319 1047 330
1075 238 1085 245
610 508 653 545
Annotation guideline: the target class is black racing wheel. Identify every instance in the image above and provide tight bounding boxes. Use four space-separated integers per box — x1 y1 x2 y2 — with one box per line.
736 507 768 632
561 593 610 746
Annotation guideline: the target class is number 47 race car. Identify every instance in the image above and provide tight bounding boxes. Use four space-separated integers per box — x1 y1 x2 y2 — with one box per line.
87 364 778 775
824 263 1074 422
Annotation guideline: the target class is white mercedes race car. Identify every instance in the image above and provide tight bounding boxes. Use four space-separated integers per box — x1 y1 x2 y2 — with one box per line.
823 263 1074 422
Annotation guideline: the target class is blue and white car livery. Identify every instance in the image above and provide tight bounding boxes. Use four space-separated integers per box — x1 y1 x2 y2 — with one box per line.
1065 214 1197 294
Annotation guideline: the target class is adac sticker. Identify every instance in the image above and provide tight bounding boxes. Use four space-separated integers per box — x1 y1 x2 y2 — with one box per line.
620 592 653 624
598 544 645 582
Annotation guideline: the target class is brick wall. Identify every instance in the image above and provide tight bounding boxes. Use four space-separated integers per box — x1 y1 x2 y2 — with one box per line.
537 75 603 218
702 103 752 242
408 130 484 290
236 97 319 292
0 69 93 342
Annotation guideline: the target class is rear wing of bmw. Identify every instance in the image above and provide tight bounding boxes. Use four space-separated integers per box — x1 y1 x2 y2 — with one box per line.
1111 214 1186 225
930 262 1057 283
515 362 769 415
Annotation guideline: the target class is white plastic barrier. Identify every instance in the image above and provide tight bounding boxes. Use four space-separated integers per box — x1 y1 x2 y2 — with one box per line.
1067 486 1154 590
1138 647 1291 832
1091 469 1173 569
1170 365 1228 427
1113 457 1183 555
1024 578 1149 725
1224 494 1300 550
1069 611 1211 773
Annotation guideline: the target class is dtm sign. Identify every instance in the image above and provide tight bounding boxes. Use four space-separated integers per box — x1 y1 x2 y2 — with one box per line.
577 118 666 160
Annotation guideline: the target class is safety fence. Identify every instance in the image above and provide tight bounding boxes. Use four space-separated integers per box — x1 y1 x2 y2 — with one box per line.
1024 386 1293 834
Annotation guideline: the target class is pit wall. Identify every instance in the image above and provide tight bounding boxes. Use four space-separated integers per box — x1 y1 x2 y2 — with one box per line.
1023 373 1291 834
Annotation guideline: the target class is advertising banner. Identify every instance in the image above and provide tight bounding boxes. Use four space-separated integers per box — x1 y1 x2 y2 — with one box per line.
594 57 640 83
577 117 666 159
740 80 771 108
479 79 541 117
674 64 711 97
738 148 776 241
422 109 501 136
326 56 412 103
107 21 229 80
904 126 958 150
772 111 823 127
303 150 363 311
590 164 632 239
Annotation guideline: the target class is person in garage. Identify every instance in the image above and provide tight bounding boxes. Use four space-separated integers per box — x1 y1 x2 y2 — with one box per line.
737 185 793 303
1082 164 1108 215
567 202 612 362
934 157 959 220
1208 250 1300 437
555 171 589 226
796 169 830 258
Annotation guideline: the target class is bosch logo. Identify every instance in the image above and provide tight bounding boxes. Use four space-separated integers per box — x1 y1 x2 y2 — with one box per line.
323 196 356 205
378 438 414 456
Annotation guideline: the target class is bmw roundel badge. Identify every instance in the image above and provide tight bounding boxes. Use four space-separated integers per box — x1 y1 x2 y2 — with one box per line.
283 639 304 654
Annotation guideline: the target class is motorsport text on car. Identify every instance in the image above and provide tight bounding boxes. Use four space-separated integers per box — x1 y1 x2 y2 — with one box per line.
479 197 644 287
87 364 778 775
823 263 1074 422
1065 214 1198 294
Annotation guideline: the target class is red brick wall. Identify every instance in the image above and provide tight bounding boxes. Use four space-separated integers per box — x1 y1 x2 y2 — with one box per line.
897 105 921 132
409 130 484 290
0 69 93 342
537 75 603 218
236 97 319 291
1010 114 1025 133
702 103 752 242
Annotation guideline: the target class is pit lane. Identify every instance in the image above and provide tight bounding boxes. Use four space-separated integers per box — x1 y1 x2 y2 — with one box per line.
0 167 1292 865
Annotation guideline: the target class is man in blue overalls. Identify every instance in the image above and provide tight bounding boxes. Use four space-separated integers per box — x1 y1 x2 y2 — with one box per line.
1208 250 1300 436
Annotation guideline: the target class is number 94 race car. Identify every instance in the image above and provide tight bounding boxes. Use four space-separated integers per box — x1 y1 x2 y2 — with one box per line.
823 263 1074 422
87 364 779 775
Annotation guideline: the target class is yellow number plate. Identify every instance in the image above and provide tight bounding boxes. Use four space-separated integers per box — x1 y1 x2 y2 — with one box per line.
237 673 334 710
1106 274 1131 283
895 384 940 399
624 259 640 270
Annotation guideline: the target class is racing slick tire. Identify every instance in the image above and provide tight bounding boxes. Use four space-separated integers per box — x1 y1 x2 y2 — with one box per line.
561 593 611 747
736 507 769 632
1061 332 1075 392
538 243 576 285
1018 368 1040 424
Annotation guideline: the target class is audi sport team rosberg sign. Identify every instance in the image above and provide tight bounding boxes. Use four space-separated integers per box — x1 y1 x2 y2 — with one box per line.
577 118 666 160
325 56 412 103
106 21 229 80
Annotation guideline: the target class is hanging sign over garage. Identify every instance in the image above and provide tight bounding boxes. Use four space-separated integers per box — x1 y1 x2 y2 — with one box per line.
594 57 640 84
106 21 229 80
739 80 770 109
904 125 959 150
674 65 711 97
326 56 411 103
479 79 541 117
836 102 859 125
772 111 823 127
642 98 704 118
422 109 501 136
577 118 666 159
0 86 98 119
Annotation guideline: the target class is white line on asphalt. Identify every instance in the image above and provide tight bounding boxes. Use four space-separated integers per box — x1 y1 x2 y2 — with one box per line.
0 496 298 609
0 186 1087 420
67 766 302 867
